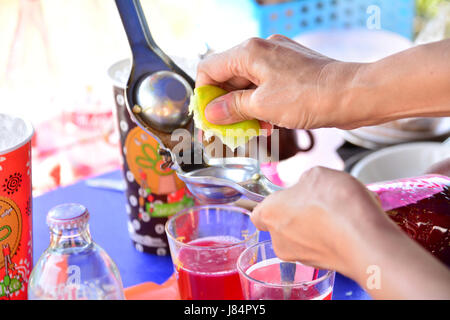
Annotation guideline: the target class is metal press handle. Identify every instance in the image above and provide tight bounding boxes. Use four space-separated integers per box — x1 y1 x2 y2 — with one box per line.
114 0 195 87
115 0 166 63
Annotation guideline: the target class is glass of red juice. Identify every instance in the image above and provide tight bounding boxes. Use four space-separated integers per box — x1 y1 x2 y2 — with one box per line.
165 205 259 300
237 240 335 300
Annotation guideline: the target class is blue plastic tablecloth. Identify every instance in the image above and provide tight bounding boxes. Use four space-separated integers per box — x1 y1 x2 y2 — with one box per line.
32 170 371 300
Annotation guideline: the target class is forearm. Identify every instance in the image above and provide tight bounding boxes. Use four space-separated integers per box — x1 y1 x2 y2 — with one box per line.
344 214 450 300
336 39 450 129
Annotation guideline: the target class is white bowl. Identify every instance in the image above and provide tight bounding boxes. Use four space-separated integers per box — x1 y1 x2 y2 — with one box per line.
350 142 450 184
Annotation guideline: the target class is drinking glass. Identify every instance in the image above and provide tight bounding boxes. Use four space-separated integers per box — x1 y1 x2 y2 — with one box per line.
165 205 258 300
238 240 335 300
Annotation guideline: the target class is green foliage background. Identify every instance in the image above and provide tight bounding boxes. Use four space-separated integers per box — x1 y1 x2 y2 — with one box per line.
416 0 449 18
415 0 450 38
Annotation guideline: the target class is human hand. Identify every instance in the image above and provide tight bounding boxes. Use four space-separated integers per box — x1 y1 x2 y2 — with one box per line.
196 35 362 130
250 166 450 299
250 167 392 275
198 37 450 132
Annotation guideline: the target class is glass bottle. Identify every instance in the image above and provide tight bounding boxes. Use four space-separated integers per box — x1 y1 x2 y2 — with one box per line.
28 203 125 300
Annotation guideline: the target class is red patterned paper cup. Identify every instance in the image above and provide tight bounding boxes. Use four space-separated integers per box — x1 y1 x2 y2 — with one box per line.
0 113 34 300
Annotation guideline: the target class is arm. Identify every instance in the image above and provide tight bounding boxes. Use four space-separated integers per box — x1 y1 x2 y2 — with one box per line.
337 39 450 129
251 167 450 299
348 213 450 300
196 36 450 130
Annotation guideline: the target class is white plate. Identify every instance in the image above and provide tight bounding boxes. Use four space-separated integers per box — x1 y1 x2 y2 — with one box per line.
350 142 450 184
341 118 450 149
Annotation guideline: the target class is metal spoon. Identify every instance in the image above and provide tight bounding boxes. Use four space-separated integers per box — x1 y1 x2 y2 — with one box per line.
280 262 297 300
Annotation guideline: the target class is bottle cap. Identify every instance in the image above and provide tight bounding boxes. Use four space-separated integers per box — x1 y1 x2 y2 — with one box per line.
47 203 90 231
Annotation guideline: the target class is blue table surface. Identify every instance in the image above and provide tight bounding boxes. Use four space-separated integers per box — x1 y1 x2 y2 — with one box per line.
33 170 371 300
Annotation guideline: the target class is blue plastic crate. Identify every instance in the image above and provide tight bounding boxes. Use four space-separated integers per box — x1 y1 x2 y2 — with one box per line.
215 0 415 40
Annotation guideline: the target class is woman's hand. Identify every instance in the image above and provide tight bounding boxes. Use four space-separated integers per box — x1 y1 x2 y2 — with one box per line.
250 166 387 274
197 37 450 130
196 35 361 130
251 167 450 299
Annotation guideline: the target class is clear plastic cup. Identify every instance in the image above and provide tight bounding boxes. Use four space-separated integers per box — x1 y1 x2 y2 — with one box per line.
237 240 335 300
165 205 258 300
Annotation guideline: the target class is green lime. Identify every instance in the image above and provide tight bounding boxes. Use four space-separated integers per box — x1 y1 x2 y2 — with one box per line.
189 85 261 150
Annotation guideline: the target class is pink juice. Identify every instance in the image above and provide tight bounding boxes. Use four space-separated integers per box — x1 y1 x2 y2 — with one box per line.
176 236 245 300
244 258 333 300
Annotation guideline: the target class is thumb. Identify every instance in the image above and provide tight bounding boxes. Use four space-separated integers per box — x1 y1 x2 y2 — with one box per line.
204 89 255 125
250 203 269 232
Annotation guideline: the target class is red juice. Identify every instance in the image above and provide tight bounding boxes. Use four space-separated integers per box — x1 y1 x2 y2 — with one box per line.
175 236 245 300
386 186 450 266
369 175 450 266
244 258 333 300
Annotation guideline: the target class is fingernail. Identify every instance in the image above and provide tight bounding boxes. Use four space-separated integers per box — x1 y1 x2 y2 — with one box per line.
205 98 230 123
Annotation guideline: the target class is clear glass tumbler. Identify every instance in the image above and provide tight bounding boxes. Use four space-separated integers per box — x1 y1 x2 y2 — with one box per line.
238 240 335 300
165 205 259 300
